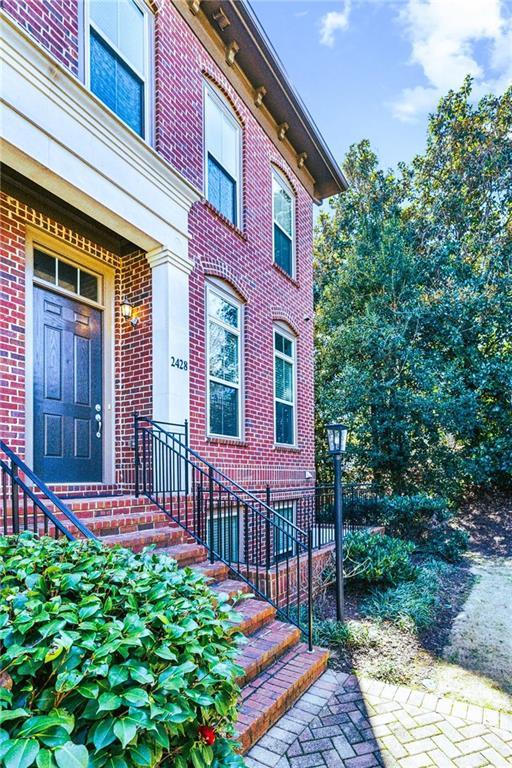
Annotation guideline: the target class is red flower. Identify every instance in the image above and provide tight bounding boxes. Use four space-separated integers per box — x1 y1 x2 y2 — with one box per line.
198 725 216 746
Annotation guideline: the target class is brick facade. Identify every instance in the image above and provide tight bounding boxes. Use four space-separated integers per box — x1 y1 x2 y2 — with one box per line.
0 0 317 491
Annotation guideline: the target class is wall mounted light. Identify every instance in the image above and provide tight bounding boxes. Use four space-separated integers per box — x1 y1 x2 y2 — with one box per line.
120 297 139 328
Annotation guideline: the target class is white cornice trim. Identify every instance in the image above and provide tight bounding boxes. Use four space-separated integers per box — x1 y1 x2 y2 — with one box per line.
146 247 195 275
0 12 201 211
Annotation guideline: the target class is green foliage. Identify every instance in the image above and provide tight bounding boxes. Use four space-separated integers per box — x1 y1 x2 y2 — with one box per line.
312 619 376 651
0 533 245 768
362 559 450 632
315 79 512 498
343 532 417 586
420 527 469 563
378 494 451 540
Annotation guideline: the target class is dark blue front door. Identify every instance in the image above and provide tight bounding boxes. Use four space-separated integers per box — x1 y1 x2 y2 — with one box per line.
34 286 103 483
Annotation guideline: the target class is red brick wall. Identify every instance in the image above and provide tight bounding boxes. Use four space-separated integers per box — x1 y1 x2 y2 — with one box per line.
1 0 316 490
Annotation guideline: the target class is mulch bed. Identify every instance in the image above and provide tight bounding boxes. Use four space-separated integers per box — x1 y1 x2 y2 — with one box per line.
457 491 512 557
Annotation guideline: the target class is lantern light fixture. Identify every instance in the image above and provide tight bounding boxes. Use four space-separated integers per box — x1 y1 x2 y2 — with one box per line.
120 297 139 328
326 423 348 455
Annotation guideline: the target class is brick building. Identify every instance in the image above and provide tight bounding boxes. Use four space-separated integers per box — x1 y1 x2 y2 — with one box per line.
1 0 346 747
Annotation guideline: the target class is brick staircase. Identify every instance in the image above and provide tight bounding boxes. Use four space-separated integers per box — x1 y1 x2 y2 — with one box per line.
59 494 329 753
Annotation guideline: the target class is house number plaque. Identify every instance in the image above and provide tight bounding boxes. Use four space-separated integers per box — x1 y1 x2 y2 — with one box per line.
171 356 188 371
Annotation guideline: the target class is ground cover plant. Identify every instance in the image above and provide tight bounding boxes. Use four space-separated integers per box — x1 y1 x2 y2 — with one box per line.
0 533 245 768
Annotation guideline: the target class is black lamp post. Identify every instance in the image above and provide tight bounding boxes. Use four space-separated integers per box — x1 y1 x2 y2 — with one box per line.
326 422 348 622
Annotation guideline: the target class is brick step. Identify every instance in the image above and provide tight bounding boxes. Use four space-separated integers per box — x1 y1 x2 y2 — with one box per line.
55 495 157 514
230 598 277 636
100 526 186 552
158 542 208 566
235 642 329 753
235 620 301 686
189 560 230 582
209 579 252 601
71 510 173 536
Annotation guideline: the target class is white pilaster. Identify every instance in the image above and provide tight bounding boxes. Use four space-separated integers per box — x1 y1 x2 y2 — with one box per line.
146 247 194 428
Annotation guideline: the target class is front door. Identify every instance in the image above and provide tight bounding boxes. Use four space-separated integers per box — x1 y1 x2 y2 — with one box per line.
34 285 103 483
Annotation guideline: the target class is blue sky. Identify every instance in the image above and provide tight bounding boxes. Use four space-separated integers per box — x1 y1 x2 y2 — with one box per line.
251 0 512 172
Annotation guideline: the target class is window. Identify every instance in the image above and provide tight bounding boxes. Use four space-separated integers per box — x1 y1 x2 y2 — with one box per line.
272 169 295 276
88 0 150 138
33 249 100 303
274 503 296 560
205 510 240 563
274 327 295 445
204 84 241 225
207 284 242 438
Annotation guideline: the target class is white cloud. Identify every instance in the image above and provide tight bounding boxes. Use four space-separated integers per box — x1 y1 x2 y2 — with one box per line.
319 1 351 47
392 0 512 122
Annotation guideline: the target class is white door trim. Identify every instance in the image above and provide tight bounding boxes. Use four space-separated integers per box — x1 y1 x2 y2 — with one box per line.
25 228 116 484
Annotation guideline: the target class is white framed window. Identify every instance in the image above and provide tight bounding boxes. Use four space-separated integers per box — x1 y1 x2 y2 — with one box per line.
204 82 242 226
33 248 102 306
85 0 152 139
274 501 296 560
207 282 243 439
274 326 296 446
272 169 295 277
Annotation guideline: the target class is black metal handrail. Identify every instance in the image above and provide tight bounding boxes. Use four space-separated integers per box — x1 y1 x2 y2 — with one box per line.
134 415 314 650
0 441 96 541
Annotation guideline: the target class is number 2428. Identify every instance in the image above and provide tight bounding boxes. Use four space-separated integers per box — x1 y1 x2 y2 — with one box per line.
171 356 188 370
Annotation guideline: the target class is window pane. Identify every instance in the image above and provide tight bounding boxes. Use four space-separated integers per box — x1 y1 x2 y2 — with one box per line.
275 357 293 402
116 56 144 135
34 251 56 283
205 92 223 163
275 504 294 558
275 332 292 357
90 30 117 113
118 0 144 73
208 155 236 224
276 401 294 445
208 292 238 328
58 261 78 293
90 30 143 136
274 225 292 275
90 0 118 45
209 322 239 384
210 381 239 437
206 512 239 562
80 271 99 302
220 114 238 178
274 183 292 236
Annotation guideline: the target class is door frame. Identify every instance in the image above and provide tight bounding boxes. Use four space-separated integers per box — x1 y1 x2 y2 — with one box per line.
25 228 116 485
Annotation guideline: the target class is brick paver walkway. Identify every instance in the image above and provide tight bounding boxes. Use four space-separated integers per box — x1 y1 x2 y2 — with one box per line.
245 671 512 768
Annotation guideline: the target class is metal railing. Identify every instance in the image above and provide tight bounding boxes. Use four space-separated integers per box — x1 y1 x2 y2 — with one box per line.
134 415 314 650
252 483 383 549
0 441 96 541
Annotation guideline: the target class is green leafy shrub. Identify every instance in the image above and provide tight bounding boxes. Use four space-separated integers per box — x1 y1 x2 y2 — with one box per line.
343 531 417 586
0 533 245 768
420 526 469 563
379 494 451 541
362 559 450 631
313 619 377 650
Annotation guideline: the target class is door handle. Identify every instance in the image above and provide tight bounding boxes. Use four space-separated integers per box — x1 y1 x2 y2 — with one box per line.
95 412 102 439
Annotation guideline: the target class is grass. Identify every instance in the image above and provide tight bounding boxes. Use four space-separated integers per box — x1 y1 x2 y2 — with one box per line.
361 558 451 632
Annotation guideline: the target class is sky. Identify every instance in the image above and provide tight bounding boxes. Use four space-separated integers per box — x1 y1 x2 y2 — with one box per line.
250 0 512 172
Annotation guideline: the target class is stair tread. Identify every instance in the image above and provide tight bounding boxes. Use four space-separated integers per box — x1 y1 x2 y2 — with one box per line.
100 526 183 545
209 579 252 598
157 542 207 565
235 619 301 684
189 561 229 581
78 510 171 526
230 598 276 636
235 642 329 752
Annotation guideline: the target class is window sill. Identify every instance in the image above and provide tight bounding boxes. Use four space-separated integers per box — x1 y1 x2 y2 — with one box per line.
273 443 302 453
203 200 247 241
272 261 299 286
207 435 248 447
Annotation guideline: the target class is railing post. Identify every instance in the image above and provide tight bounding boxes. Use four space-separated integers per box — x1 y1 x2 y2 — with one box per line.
184 419 189 496
134 412 140 497
208 466 215 564
307 528 313 652
11 460 19 535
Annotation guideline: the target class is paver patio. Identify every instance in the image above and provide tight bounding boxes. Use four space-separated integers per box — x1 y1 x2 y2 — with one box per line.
245 670 512 768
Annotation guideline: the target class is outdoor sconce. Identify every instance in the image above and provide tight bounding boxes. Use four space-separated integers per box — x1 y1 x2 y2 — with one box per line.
326 422 348 455
120 297 139 328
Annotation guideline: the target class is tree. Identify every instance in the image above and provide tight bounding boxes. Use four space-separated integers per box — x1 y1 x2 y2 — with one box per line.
315 80 512 498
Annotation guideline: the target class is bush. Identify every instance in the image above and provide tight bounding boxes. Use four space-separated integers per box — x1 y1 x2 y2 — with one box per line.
420 526 469 563
0 533 245 768
313 619 377 650
362 559 450 631
379 494 451 541
343 531 417 586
